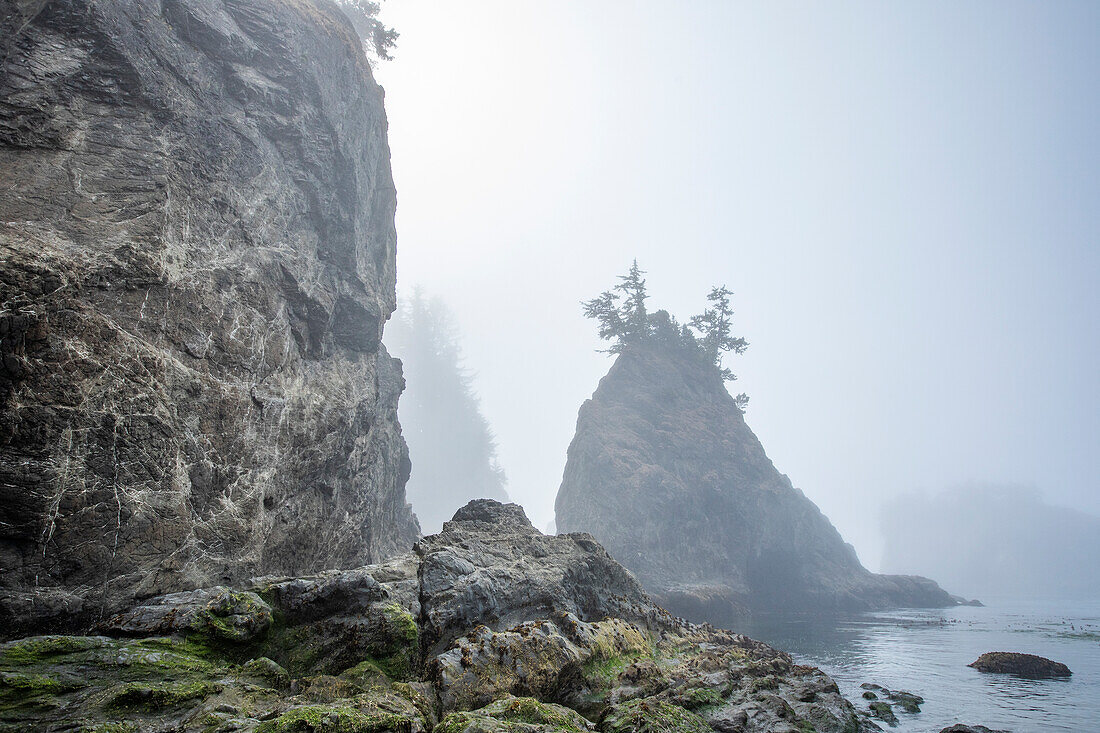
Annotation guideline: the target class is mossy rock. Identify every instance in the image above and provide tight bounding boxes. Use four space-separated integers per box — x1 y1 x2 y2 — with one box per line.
190 591 273 645
887 690 923 713
868 701 898 726
261 602 419 679
255 704 415 732
674 686 724 710
599 699 710 733
0 671 83 697
435 696 590 732
0 636 108 666
244 657 292 689
103 679 220 710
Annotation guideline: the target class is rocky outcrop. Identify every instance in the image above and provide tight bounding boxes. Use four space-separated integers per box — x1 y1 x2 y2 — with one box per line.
0 0 419 633
556 339 956 617
0 500 882 732
415 499 662 658
968 652 1072 678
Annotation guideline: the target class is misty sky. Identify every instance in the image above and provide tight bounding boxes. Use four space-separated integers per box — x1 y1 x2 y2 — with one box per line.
373 1 1099 570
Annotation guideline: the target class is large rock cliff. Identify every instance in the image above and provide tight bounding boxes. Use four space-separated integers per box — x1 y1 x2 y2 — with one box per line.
556 340 956 618
0 0 419 633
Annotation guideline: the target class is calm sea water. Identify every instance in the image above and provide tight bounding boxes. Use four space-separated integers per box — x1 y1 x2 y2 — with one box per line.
727 598 1100 732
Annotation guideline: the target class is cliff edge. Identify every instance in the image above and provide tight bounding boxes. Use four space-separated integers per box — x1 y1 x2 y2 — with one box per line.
0 0 419 633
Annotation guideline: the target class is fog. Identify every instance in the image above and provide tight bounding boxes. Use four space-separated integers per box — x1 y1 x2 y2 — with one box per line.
373 1 1099 569
880 484 1100 600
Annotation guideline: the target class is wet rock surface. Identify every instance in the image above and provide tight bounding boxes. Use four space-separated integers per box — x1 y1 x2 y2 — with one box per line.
0 0 419 634
0 500 881 732
968 651 1072 678
555 340 957 616
858 683 923 722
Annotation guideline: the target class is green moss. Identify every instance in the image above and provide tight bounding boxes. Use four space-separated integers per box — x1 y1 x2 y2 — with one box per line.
191 591 272 643
244 657 291 689
0 671 79 697
750 675 779 692
380 604 418 647
392 681 436 725
678 686 723 710
486 697 586 730
435 696 588 733
364 653 412 682
78 724 139 733
339 660 391 690
600 699 711 733
255 705 412 732
582 653 638 684
0 636 105 666
104 679 219 710
868 701 898 726
372 604 419 681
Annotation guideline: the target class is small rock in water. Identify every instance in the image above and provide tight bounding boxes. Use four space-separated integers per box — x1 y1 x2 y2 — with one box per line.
862 690 877 699
889 690 924 713
968 651 1072 678
869 701 899 726
939 725 1008 733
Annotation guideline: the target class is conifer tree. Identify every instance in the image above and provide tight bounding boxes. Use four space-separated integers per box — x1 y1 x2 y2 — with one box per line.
385 290 508 532
581 260 650 352
690 285 750 410
582 265 750 412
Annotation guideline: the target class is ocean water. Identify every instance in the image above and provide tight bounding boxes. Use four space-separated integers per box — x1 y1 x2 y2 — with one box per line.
728 598 1100 732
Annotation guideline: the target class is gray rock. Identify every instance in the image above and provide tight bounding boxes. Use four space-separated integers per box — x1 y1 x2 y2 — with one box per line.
416 499 671 657
555 340 956 615
99 587 272 643
0 500 883 732
0 0 419 636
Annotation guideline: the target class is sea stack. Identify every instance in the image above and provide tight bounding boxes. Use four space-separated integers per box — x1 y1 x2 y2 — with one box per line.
556 335 956 619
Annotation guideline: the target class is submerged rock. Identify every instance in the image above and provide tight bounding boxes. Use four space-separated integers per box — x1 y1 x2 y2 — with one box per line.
968 651 1072 678
0 0 419 635
858 683 923 715
556 339 957 617
0 500 880 732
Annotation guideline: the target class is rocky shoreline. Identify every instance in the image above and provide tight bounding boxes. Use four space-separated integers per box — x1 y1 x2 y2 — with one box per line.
0 501 884 732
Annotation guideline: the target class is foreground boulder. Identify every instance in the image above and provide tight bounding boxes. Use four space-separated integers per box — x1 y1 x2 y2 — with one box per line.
0 0 419 635
0 500 881 732
556 337 957 618
968 652 1072 678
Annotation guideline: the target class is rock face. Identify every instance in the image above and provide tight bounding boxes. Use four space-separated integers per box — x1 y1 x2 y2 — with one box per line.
0 500 882 732
0 0 419 634
968 652 1072 678
556 340 956 617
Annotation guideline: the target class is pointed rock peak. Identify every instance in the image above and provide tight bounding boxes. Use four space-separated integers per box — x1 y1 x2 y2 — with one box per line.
450 499 533 528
